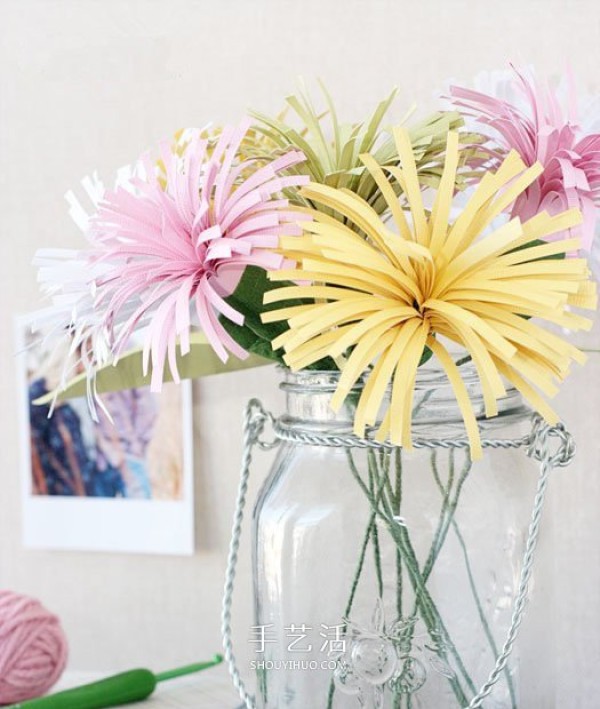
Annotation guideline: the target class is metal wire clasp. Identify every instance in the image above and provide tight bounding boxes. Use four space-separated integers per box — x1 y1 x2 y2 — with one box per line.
526 415 576 468
245 398 280 451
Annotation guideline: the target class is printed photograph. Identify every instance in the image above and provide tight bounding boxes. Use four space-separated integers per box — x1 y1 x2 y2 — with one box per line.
16 315 195 554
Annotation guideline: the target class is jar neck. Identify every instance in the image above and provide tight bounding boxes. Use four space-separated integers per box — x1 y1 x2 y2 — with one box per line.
279 366 530 435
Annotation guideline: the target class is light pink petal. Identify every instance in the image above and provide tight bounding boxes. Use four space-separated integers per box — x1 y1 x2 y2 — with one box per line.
200 275 244 325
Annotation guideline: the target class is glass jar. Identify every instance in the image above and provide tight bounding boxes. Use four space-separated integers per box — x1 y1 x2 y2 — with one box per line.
252 367 555 708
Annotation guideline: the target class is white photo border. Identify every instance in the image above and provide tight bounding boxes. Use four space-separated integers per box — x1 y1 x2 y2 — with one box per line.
15 313 195 556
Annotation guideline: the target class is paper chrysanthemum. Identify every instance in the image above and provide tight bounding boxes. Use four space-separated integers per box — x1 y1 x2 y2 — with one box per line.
245 83 483 219
448 66 600 253
263 129 597 457
35 119 309 392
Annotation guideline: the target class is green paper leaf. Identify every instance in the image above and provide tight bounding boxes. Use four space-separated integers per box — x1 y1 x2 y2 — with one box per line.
33 332 271 405
419 346 434 367
222 266 337 370
507 238 566 261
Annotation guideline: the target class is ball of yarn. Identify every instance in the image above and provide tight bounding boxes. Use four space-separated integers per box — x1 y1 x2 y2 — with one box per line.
0 590 68 703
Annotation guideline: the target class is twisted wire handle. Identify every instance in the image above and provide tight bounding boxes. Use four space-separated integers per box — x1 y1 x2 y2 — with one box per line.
222 400 574 709
466 419 574 708
221 399 272 709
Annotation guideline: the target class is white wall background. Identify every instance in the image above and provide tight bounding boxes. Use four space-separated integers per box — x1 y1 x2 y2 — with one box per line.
1 0 599 705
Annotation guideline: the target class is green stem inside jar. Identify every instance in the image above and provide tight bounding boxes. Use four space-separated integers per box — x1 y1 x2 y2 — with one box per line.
344 449 475 705
326 443 519 708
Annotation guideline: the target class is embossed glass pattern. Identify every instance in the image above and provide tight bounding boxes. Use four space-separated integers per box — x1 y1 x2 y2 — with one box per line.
252 368 554 708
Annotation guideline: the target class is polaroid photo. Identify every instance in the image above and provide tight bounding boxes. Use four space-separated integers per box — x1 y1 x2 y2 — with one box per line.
15 314 195 555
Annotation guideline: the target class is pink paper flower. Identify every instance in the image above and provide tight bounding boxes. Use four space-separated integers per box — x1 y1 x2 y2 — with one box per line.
448 66 600 253
37 120 308 392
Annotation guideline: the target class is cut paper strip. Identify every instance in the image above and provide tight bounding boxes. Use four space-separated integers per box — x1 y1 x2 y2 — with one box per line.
33 120 308 402
448 66 600 256
264 128 596 458
246 83 482 219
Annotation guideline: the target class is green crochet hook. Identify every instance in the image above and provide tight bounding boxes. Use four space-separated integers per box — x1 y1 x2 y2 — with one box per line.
9 654 223 709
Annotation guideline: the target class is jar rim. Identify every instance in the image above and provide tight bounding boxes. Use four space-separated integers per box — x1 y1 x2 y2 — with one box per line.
279 362 531 428
280 361 486 392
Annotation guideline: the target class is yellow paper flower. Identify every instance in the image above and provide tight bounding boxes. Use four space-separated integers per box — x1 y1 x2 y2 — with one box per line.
262 129 597 458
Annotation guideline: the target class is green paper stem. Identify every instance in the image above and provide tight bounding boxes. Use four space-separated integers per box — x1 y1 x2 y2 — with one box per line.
154 653 223 682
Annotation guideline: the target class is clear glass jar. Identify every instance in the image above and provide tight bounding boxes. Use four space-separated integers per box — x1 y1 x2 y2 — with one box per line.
252 367 554 708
